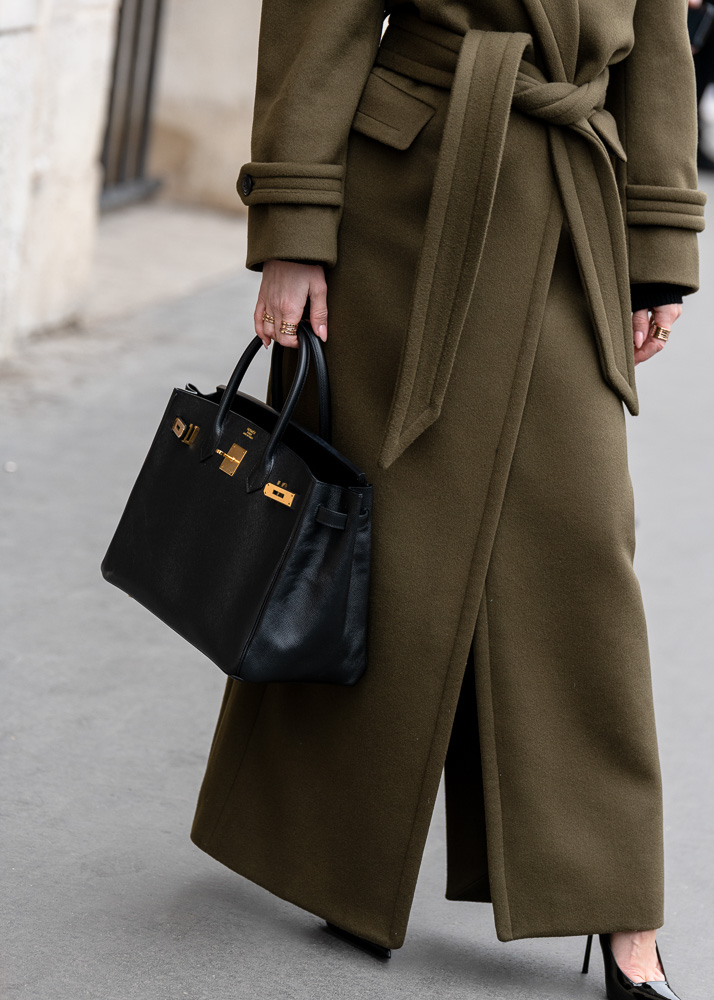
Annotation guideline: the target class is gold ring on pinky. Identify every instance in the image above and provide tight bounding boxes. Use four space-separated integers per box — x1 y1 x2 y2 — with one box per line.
279 321 299 336
262 311 275 324
652 325 671 342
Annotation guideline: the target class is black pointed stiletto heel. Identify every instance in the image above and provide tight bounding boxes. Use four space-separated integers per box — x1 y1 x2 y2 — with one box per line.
581 932 682 999
324 921 392 959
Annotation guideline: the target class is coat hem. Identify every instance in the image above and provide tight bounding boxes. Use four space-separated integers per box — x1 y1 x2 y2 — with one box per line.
189 828 402 950
496 914 665 943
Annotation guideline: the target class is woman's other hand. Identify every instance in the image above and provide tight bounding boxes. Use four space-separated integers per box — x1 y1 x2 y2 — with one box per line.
631 303 682 364
254 260 328 349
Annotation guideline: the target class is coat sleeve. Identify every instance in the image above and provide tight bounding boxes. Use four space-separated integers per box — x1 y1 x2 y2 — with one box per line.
608 0 707 294
236 0 386 271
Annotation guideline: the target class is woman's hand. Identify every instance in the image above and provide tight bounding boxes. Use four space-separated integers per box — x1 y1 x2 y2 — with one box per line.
631 303 682 364
254 260 328 350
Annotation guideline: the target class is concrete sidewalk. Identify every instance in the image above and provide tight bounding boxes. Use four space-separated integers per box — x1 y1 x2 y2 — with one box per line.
1 195 713 1000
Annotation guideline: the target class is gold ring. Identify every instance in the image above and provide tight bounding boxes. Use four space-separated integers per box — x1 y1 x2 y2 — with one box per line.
279 320 299 336
652 325 671 342
262 311 275 324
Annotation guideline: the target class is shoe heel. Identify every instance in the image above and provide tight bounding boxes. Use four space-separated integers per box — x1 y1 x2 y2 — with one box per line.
582 934 594 974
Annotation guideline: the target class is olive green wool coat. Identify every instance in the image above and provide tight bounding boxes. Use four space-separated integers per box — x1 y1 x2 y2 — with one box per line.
191 0 705 947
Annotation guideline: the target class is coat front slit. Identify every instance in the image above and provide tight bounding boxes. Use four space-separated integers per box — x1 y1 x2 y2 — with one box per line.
191 0 704 949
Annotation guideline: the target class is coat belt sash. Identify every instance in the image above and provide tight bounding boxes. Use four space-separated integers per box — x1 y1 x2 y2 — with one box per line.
375 15 638 471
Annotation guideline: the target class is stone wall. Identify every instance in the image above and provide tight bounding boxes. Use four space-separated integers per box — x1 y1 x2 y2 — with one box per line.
147 0 260 213
0 0 261 359
0 0 120 359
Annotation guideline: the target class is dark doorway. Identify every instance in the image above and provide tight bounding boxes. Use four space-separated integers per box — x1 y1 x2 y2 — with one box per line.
100 0 164 211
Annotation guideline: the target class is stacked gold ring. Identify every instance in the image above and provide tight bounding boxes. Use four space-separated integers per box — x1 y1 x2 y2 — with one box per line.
652 325 671 342
279 320 299 337
262 311 275 324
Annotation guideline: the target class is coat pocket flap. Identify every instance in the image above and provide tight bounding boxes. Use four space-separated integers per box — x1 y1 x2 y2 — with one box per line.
352 69 436 150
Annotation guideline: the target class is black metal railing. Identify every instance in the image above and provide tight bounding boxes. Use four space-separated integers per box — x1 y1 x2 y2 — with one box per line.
100 0 164 210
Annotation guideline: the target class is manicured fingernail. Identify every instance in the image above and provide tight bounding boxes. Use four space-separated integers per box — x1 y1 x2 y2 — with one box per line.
318 325 327 339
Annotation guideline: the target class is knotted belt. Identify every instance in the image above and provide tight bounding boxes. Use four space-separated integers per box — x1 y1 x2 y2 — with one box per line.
376 15 637 470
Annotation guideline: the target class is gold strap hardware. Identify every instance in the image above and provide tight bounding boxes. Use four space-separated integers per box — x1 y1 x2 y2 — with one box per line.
216 443 247 476
264 482 295 507
172 418 200 445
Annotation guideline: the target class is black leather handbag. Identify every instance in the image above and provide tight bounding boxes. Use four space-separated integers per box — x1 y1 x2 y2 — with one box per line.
101 321 373 685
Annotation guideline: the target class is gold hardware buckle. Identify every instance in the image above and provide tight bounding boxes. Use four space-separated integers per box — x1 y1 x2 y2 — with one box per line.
264 482 295 507
216 443 247 475
172 418 199 444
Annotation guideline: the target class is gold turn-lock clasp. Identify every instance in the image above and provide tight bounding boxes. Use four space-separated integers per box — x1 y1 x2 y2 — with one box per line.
264 482 295 507
216 442 247 476
172 417 199 445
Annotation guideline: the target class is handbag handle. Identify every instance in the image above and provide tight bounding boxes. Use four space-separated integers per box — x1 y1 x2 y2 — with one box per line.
201 322 330 492
270 327 332 442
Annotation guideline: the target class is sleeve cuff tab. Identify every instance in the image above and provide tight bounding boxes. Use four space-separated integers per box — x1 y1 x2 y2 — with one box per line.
626 184 707 231
237 162 344 207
